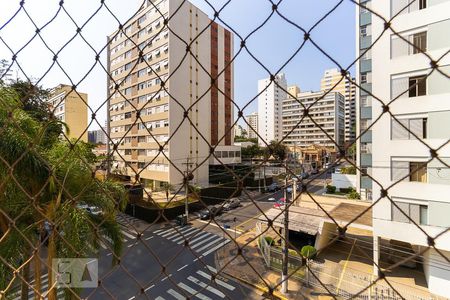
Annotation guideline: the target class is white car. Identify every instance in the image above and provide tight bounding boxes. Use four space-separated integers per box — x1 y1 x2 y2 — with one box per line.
87 206 103 216
268 197 276 202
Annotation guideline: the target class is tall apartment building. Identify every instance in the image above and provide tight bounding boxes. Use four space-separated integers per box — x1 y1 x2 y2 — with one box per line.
357 0 450 297
257 73 287 145
282 90 345 149
320 68 356 143
245 112 258 139
107 0 234 190
46 84 88 142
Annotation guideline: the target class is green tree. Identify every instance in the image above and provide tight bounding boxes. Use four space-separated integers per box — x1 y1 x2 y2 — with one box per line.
266 140 287 161
241 144 261 159
0 82 126 299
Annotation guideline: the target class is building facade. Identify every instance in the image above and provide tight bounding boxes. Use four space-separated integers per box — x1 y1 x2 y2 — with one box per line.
245 112 258 139
320 68 357 143
47 84 88 142
359 0 450 297
88 128 108 144
257 73 287 145
282 91 345 150
107 0 234 190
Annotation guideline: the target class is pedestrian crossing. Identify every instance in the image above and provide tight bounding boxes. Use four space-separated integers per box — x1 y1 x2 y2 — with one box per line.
153 225 229 258
145 265 236 300
11 272 65 300
116 212 144 227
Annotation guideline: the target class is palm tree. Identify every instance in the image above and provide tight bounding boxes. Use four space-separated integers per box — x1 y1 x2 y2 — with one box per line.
161 182 173 202
0 82 127 299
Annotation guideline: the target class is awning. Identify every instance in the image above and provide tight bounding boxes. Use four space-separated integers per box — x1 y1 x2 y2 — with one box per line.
258 206 325 235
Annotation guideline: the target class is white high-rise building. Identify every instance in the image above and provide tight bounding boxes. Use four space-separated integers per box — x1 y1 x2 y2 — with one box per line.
257 73 287 145
320 68 356 143
245 112 258 139
357 0 450 297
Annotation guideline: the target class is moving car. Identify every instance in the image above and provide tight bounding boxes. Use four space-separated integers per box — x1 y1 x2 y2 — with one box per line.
223 198 240 211
273 200 285 208
265 183 281 193
197 205 222 220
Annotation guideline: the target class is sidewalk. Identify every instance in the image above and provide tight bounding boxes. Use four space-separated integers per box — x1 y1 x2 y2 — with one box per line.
215 230 311 300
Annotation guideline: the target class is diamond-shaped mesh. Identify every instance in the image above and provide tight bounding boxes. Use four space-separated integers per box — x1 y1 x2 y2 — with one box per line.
1 0 449 299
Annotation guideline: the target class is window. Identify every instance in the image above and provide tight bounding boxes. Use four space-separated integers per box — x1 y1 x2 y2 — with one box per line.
391 117 427 139
408 75 426 97
360 24 371 37
409 162 427 182
419 0 427 10
124 112 132 119
125 149 132 155
411 32 427 54
392 201 428 225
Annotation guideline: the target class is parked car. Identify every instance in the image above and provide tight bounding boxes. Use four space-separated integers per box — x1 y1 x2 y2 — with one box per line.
267 197 276 202
76 202 89 210
265 182 281 193
86 206 103 216
273 200 285 208
300 172 309 179
223 198 240 211
286 184 301 193
198 205 222 220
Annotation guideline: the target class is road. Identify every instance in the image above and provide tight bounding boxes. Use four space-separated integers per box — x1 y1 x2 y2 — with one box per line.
10 215 261 300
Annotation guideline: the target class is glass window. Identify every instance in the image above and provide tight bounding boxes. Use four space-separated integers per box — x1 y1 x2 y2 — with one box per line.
411 31 427 54
408 75 426 97
420 205 428 225
409 162 427 182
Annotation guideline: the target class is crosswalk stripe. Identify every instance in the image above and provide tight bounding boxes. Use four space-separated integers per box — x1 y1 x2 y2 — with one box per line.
206 265 217 273
196 271 235 291
190 235 218 250
178 231 210 245
165 226 195 240
121 229 136 240
187 276 225 298
158 227 179 237
155 297 165 300
177 282 212 300
167 288 185 300
145 236 154 240
153 227 168 234
195 237 223 253
170 228 199 242
202 240 230 257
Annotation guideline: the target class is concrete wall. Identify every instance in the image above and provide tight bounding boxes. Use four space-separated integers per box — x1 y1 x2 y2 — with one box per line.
315 221 338 252
332 173 357 190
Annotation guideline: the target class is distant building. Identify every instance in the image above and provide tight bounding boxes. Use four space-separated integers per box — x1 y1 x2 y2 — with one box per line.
320 68 356 143
245 112 258 139
257 73 287 145
47 84 88 142
88 128 107 144
282 90 345 150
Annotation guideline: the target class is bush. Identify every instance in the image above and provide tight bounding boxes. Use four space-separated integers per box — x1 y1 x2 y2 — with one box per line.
264 236 274 246
300 245 317 259
326 185 336 194
341 166 356 174
347 190 361 200
339 187 352 194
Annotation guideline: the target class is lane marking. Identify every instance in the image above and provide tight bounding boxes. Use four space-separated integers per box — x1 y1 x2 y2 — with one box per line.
196 270 235 291
145 236 154 241
187 276 225 298
177 264 188 271
170 228 199 242
336 237 356 292
202 240 230 257
161 274 172 281
144 284 155 292
121 230 136 240
178 231 211 245
155 297 165 300
127 296 135 300
195 237 223 253
190 235 218 250
178 282 212 300
167 288 185 300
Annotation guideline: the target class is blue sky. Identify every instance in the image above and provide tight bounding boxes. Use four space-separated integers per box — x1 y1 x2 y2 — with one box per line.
0 0 355 128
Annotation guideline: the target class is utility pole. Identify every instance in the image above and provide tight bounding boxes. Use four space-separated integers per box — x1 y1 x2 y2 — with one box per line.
282 175 289 294
182 157 193 224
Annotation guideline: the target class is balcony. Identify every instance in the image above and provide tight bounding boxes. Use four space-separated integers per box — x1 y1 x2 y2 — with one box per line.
360 35 372 50
361 176 372 189
361 153 372 167
360 59 372 73
359 12 371 26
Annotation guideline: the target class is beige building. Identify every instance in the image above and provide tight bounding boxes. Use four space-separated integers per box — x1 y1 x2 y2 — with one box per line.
320 68 356 143
107 0 234 190
47 84 88 142
245 112 258 139
282 90 345 150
